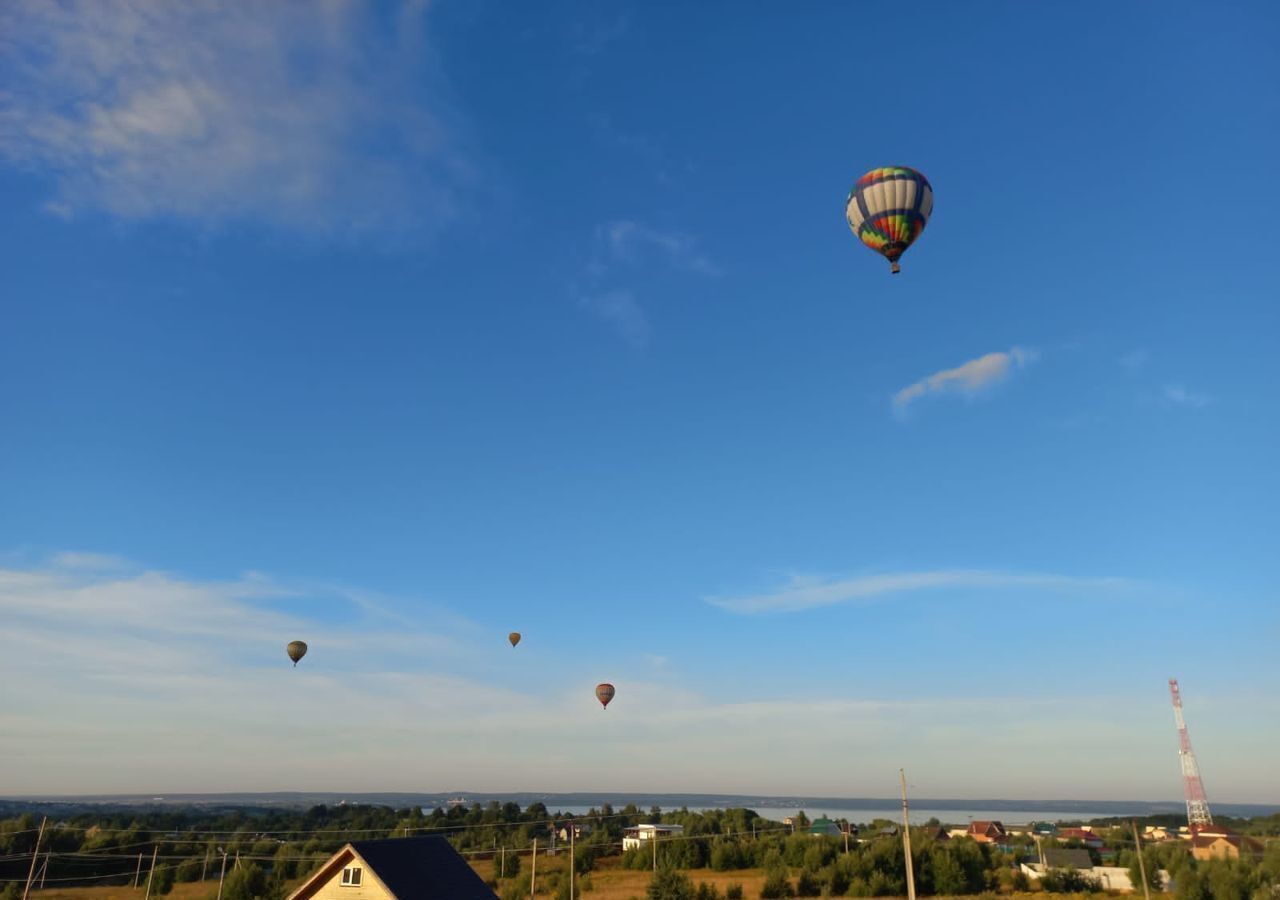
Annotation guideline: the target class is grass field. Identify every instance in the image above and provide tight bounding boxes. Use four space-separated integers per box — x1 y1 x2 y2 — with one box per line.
478 854 769 898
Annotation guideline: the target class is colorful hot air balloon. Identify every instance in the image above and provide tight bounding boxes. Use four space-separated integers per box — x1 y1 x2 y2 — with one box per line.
286 640 308 667
845 166 933 274
508 632 521 647
595 683 615 710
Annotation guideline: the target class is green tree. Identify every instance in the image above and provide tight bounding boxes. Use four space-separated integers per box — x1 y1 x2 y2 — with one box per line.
494 848 522 880
648 868 696 900
150 862 176 895
793 867 820 897
930 846 968 895
220 862 278 900
759 866 793 898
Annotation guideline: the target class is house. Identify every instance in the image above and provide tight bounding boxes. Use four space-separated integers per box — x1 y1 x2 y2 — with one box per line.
807 817 843 837
622 824 684 851
1029 822 1058 837
1057 827 1104 849
1191 833 1265 861
1142 826 1175 842
917 825 950 842
966 821 1007 843
1042 848 1094 870
285 835 495 900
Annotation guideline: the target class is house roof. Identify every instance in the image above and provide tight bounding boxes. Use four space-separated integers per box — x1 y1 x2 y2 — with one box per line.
1043 848 1095 870
968 820 1005 835
1192 834 1264 853
289 836 495 900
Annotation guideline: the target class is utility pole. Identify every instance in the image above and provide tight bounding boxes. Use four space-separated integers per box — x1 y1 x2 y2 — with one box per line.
652 830 658 872
499 845 506 881
145 850 160 896
529 838 537 899
1131 821 1152 900
144 846 159 900
899 770 917 900
215 849 229 900
569 824 575 900
22 816 47 900
843 821 850 855
38 851 49 890
201 850 209 882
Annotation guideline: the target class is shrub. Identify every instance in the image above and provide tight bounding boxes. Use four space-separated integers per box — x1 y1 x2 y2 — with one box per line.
648 868 696 900
759 867 793 898
726 884 744 899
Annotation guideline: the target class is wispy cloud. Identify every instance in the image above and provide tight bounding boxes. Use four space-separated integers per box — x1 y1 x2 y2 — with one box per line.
1163 384 1210 409
707 569 1136 615
601 220 720 275
579 289 651 348
576 219 718 345
892 347 1037 416
0 0 468 235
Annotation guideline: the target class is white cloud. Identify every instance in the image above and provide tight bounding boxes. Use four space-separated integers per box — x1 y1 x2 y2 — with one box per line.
0 0 467 234
575 220 716 345
4 554 1274 799
602 220 720 275
892 346 1037 415
1163 384 1210 409
706 569 1136 615
580 289 651 348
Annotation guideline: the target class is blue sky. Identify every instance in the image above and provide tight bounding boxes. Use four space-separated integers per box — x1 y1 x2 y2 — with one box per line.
1 1 1278 802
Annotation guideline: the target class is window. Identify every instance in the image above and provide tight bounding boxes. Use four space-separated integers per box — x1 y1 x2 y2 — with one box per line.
341 866 362 886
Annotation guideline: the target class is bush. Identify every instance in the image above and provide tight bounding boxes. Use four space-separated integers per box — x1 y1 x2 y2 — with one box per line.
648 868 696 900
150 863 176 895
696 883 723 900
1039 867 1102 893
494 849 522 880
175 857 203 883
759 867 793 898
725 886 744 900
794 868 820 897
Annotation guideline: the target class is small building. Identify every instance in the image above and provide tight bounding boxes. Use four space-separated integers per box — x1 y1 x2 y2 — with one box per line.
622 824 684 851
285 835 495 900
966 821 1007 843
1042 848 1095 870
1191 833 1265 861
556 822 590 842
917 825 949 842
1057 827 1104 849
808 817 843 837
1029 822 1059 837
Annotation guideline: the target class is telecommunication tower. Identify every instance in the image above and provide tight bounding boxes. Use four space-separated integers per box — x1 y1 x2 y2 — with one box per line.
1168 678 1213 827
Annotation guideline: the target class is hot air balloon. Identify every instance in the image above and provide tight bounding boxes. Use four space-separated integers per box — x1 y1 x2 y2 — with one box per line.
595 683 615 709
508 632 521 647
845 166 933 274
286 640 307 667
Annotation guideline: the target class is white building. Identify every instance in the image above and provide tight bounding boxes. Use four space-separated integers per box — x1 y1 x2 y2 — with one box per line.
622 824 685 851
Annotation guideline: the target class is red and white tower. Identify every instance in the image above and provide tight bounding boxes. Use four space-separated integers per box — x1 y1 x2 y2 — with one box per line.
1168 678 1213 827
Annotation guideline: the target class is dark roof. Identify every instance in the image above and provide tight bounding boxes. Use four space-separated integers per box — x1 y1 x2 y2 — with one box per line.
348 836 496 899
1043 848 1094 870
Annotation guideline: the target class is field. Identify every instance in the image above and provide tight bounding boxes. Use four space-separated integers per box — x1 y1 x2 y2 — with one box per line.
478 854 771 898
